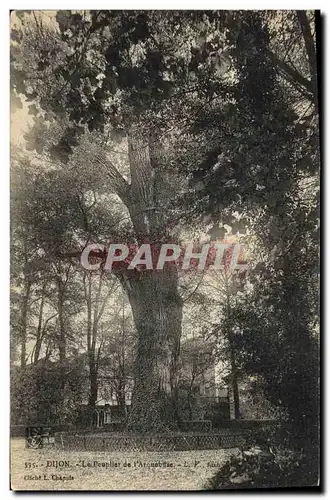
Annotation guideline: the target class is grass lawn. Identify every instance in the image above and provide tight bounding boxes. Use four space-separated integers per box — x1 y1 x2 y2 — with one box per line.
11 437 238 491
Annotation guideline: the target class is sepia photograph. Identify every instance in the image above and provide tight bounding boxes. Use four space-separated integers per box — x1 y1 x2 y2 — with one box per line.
9 9 320 491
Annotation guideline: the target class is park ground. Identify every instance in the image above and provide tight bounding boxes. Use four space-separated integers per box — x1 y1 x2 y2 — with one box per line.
10 437 237 491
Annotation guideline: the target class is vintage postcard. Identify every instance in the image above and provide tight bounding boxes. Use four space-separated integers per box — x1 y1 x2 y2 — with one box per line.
10 9 320 491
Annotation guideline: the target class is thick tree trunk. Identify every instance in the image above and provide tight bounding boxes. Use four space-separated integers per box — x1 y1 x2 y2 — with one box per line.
229 341 240 420
124 267 182 432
